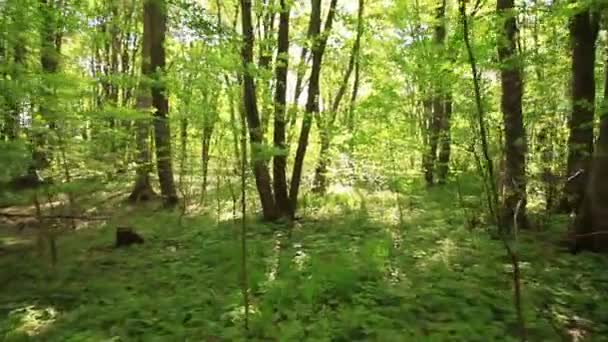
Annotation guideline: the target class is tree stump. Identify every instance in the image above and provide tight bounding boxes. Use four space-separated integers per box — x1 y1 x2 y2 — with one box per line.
115 227 144 248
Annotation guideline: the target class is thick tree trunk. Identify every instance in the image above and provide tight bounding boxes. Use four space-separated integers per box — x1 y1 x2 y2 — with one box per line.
146 0 178 207
240 0 278 221
422 0 448 187
129 1 156 203
561 9 599 213
35 0 62 171
573 47 608 253
497 0 528 229
289 0 337 215
574 113 608 252
273 0 291 217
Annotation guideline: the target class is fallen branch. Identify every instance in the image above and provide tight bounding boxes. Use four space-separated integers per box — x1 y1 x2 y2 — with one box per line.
0 213 110 221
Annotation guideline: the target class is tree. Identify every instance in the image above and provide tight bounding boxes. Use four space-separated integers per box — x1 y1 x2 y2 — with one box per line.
129 0 157 203
497 0 528 229
423 0 449 187
30 0 63 177
560 6 599 213
572 44 608 252
290 0 338 216
147 0 178 207
273 0 291 217
240 0 278 221
312 0 365 194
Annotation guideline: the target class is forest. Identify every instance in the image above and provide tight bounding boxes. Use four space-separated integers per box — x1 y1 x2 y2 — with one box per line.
1 0 608 340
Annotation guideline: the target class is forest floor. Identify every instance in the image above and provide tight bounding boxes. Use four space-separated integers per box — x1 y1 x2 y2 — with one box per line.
1 178 608 341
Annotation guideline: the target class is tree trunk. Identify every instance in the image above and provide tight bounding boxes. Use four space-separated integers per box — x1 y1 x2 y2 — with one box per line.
459 0 499 222
4 40 26 140
423 99 441 186
273 0 291 217
422 0 448 187
437 94 452 184
573 46 608 253
129 2 156 202
289 0 338 216
240 0 278 221
561 8 599 213
313 0 364 194
146 0 178 207
497 0 528 229
435 0 451 185
35 0 62 171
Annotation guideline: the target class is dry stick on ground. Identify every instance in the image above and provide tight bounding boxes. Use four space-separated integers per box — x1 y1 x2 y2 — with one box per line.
0 213 110 221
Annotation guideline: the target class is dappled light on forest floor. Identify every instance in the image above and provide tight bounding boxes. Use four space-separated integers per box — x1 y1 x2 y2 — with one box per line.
4 306 57 338
1 180 608 340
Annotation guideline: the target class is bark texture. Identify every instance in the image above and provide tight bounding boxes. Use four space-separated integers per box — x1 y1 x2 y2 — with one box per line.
240 0 278 221
573 47 608 253
561 8 599 213
497 0 528 229
146 0 178 207
423 0 451 186
273 0 291 217
129 3 156 202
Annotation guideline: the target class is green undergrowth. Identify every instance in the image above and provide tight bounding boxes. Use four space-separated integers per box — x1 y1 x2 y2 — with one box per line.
1 180 608 341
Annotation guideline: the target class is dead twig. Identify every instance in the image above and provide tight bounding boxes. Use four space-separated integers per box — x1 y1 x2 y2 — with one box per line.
0 213 110 221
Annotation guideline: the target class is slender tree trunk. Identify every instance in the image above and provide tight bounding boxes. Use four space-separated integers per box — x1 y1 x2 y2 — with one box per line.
201 120 215 204
146 0 178 207
289 0 338 216
273 0 291 217
560 8 599 213
435 0 451 184
240 0 278 221
313 0 364 194
459 0 498 222
497 0 528 229
437 94 452 183
129 0 157 202
423 100 441 186
5 40 26 140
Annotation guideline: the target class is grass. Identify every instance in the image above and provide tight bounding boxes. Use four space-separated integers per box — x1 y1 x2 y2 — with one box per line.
1 178 608 341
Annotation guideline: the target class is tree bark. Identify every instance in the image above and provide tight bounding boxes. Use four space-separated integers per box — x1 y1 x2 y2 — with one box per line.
4 40 26 140
129 1 157 202
35 0 62 171
573 46 608 253
289 0 338 216
146 0 178 207
561 8 599 213
273 0 291 217
240 0 278 221
437 94 452 184
497 0 528 229
423 0 449 187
